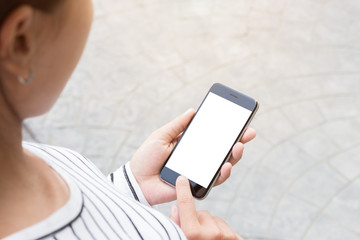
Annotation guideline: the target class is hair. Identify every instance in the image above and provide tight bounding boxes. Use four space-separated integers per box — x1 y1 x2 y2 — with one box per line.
0 0 60 27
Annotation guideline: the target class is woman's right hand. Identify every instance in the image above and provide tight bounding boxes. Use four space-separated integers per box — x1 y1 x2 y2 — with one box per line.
170 176 243 240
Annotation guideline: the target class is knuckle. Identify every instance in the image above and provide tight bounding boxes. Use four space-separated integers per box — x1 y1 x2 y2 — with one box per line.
214 228 224 240
197 210 211 221
186 228 200 240
227 232 238 240
198 210 210 216
150 129 160 137
177 193 193 204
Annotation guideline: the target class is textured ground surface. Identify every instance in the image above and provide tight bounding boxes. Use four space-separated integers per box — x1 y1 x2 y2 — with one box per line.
24 0 360 239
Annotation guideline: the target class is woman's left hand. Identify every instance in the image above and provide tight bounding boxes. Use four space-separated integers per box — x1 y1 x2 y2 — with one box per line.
130 109 256 205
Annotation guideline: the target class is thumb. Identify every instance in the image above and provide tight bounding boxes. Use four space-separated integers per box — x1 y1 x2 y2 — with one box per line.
157 108 195 141
170 205 180 226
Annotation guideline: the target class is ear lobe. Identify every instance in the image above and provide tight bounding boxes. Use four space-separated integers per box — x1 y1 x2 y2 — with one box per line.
0 5 35 77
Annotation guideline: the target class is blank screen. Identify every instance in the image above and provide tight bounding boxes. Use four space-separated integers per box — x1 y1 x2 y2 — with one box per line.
165 92 252 188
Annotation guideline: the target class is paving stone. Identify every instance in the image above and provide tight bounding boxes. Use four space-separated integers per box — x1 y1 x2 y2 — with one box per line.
324 179 360 235
316 96 359 121
312 0 360 47
210 0 252 16
254 109 297 145
23 117 50 143
135 71 183 104
304 215 360 240
45 97 82 128
282 101 325 131
260 76 358 106
89 67 139 102
269 194 319 240
195 199 231 221
82 98 119 128
236 167 291 204
245 84 277 110
321 119 360 149
205 165 249 201
247 11 282 30
172 52 225 82
244 31 276 55
260 52 307 81
317 75 360 95
238 135 273 168
328 145 360 180
261 141 315 180
300 48 360 75
93 0 136 17
252 0 286 13
289 163 347 208
62 68 94 97
282 0 323 23
274 22 315 49
112 92 155 131
292 128 340 161
47 128 88 155
227 196 273 238
112 143 138 170
225 58 265 91
83 129 129 173
22 0 360 238
212 37 253 63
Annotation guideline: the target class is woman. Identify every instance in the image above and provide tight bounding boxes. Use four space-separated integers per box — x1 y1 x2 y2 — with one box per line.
0 0 256 239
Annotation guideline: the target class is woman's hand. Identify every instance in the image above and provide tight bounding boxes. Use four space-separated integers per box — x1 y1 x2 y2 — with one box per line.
130 109 256 205
170 176 243 240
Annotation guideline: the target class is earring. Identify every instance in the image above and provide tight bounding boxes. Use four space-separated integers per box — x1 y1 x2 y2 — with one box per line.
18 70 34 85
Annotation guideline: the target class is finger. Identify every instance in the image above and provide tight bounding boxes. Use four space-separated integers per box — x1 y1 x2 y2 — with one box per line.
227 142 244 166
214 162 232 186
213 216 241 240
240 128 256 144
196 211 219 237
176 176 199 228
236 233 244 240
170 205 180 226
157 109 195 141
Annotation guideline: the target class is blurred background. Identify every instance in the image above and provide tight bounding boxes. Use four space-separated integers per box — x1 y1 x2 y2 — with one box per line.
24 0 360 239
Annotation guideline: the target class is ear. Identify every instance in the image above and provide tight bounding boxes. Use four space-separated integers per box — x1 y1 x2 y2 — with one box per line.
0 5 35 79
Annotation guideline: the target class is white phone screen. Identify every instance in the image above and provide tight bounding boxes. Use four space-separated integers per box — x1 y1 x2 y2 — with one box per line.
165 92 252 188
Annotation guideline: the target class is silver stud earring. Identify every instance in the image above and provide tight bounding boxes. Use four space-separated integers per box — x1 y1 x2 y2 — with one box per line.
18 70 34 85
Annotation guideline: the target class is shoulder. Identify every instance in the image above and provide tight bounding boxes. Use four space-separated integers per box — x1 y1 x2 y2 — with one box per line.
23 142 104 177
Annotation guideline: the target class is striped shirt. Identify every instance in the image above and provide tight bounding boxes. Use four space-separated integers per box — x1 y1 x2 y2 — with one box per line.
4 143 186 240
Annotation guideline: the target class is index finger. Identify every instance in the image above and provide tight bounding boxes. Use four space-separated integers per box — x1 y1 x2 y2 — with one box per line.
176 176 199 228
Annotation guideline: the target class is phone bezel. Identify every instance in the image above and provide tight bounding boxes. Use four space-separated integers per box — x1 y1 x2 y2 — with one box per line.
160 83 259 199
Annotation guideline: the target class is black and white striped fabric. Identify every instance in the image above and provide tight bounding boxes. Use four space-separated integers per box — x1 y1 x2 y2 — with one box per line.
4 143 186 240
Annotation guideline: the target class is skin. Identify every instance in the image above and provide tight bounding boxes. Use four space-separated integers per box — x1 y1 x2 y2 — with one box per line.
0 0 94 237
0 0 256 238
171 176 244 240
130 108 256 205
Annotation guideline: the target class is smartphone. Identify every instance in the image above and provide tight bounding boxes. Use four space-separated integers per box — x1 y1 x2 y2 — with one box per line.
160 83 259 199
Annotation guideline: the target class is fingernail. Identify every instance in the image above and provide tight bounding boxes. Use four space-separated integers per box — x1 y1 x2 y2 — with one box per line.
177 175 187 182
184 108 194 115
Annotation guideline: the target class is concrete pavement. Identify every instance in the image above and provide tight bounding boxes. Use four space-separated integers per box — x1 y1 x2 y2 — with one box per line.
24 0 360 239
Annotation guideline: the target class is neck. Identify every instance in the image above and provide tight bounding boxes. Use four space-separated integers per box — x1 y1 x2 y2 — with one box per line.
0 93 60 238
0 92 25 184
0 100 69 238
